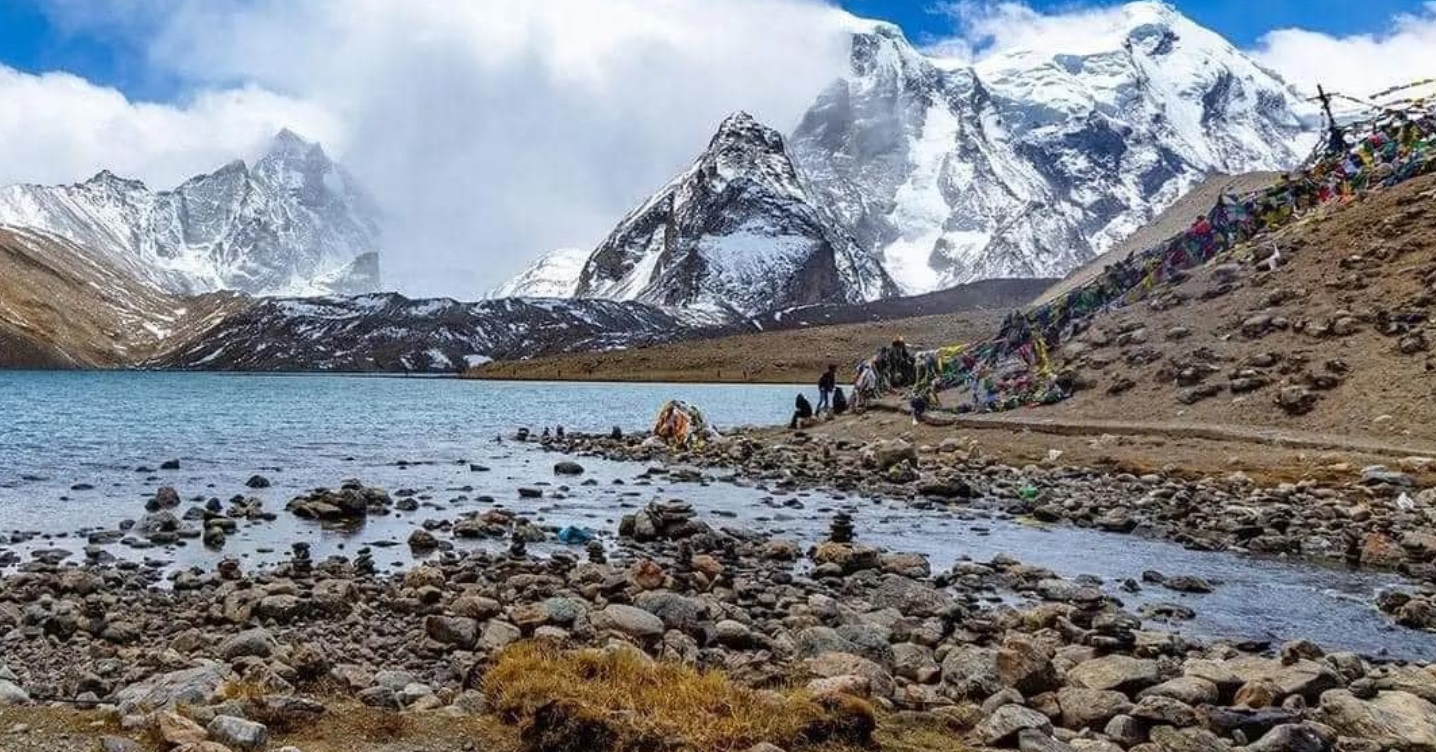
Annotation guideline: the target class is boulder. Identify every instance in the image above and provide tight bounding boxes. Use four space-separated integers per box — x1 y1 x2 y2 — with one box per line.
592 605 664 640
1057 687 1133 730
1067 655 1160 692
1318 689 1436 752
870 439 918 471
975 704 1053 746
424 616 479 649
806 652 895 698
634 591 708 632
207 715 269 751
0 679 28 706
114 663 232 713
553 461 585 476
942 645 1003 702
218 628 276 660
157 711 209 746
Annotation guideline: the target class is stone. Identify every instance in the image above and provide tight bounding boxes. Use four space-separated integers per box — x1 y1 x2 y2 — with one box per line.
998 634 1058 695
635 591 707 632
975 704 1053 746
811 543 881 575
870 439 918 471
592 605 664 640
942 645 1003 701
554 461 585 476
452 596 503 621
1104 715 1146 747
806 652 894 698
1067 655 1160 692
1140 677 1219 706
207 715 269 751
1318 689 1436 752
1149 725 1229 752
245 475 271 489
1057 687 1133 730
425 616 479 649
1132 695 1198 727
114 663 232 713
1020 729 1078 752
479 621 522 652
407 529 439 551
98 737 144 752
218 628 276 660
1226 657 1340 702
0 680 28 706
1245 723 1337 752
157 712 209 746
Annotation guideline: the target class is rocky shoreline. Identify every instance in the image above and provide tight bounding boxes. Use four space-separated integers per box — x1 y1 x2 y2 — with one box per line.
2 427 1436 752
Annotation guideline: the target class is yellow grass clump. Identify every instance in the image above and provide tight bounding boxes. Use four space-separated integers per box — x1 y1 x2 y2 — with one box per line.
483 642 875 752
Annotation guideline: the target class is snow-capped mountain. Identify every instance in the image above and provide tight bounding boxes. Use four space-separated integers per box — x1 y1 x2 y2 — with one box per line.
154 293 713 372
0 129 382 297
572 112 896 318
490 247 589 299
789 1 1317 294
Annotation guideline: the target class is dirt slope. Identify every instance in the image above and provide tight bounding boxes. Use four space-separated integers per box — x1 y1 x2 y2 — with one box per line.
0 226 246 368
1042 172 1436 443
472 310 1005 383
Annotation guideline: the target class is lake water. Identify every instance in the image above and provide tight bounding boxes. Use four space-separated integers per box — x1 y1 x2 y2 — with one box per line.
2 371 1433 660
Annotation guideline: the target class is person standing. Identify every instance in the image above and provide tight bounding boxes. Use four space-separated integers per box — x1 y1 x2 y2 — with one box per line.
817 364 837 414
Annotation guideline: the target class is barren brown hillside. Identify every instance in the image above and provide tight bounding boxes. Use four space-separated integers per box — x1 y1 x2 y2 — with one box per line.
472 310 1004 384
0 227 245 368
1040 172 1436 442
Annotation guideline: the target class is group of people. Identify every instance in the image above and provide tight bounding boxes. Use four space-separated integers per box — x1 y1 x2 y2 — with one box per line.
788 364 849 429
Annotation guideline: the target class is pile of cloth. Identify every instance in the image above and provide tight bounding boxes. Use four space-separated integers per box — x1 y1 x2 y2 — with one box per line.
852 81 1436 414
652 400 718 448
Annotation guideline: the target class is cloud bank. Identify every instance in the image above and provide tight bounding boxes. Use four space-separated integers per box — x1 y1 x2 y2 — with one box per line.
4 0 1436 296
1250 2 1436 97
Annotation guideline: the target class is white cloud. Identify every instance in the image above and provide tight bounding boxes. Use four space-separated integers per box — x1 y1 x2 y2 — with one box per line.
6 0 853 297
0 65 338 190
118 0 853 296
1251 2 1436 98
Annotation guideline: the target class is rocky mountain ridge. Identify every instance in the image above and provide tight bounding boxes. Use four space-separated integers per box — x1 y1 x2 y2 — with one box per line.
572 112 896 318
0 129 382 298
502 1 1316 306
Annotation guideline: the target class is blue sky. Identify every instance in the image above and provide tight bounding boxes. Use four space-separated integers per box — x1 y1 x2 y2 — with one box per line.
839 0 1428 48
0 0 1428 103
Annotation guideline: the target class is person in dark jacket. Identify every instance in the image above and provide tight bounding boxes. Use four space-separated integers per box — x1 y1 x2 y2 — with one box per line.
817 364 837 413
789 393 813 430
832 386 849 415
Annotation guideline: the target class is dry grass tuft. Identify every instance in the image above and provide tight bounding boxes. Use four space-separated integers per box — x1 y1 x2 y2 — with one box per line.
484 642 874 752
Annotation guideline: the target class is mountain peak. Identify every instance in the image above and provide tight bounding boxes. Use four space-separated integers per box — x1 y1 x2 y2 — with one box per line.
83 170 147 191
706 111 785 157
264 128 327 163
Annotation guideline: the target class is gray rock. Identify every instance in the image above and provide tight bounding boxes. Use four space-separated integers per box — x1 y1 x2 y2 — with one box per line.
1133 695 1198 727
113 662 232 713
794 626 860 659
207 715 269 751
635 591 707 632
806 652 894 698
479 620 522 652
592 605 664 639
1140 677 1219 706
1318 689 1436 751
1067 655 1160 692
1020 728 1078 752
1245 723 1337 752
0 679 28 706
218 628 276 660
373 670 417 691
554 461 585 476
942 645 1003 701
1149 725 1230 752
98 737 144 752
975 704 1053 745
425 616 479 649
1057 687 1133 730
